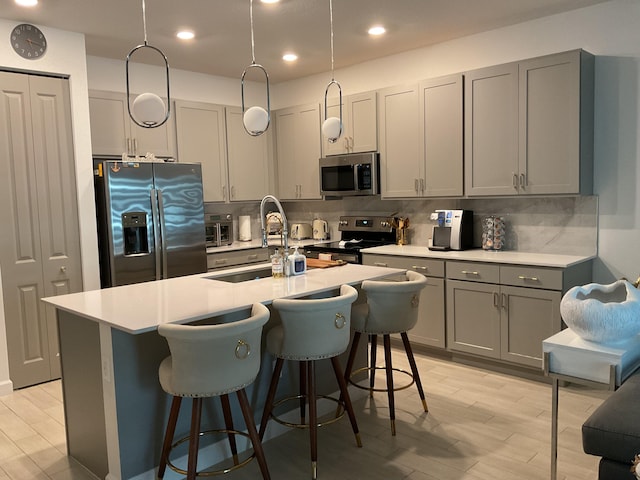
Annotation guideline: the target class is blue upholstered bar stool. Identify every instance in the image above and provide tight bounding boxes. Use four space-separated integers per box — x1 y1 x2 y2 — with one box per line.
157 303 271 480
259 285 361 480
344 271 428 435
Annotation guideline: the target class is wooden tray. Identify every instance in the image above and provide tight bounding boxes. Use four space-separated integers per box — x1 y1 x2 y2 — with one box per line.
306 258 347 269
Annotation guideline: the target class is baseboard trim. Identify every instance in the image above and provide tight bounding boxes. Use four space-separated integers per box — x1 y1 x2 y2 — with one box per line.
0 379 13 396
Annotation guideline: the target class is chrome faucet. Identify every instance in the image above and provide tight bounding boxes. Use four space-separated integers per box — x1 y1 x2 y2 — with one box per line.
260 195 288 251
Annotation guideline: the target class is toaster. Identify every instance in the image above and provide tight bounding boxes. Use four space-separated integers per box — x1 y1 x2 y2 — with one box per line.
290 223 313 240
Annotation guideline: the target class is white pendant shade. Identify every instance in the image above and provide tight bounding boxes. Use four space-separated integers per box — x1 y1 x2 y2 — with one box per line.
132 92 166 126
243 106 269 135
322 116 342 142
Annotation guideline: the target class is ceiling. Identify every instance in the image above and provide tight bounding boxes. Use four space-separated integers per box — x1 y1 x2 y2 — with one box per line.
2 0 608 83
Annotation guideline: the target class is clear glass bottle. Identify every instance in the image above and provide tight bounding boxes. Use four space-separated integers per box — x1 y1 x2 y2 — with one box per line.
271 248 284 278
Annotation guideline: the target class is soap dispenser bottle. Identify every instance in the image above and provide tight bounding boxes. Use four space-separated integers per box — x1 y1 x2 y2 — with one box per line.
290 246 307 276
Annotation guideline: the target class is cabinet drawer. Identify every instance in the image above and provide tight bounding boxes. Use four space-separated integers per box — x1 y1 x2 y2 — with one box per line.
500 265 562 290
363 254 444 277
446 261 499 283
207 249 269 270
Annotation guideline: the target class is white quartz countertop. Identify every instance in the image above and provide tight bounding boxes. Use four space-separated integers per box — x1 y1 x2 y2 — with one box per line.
42 263 401 334
207 237 330 254
361 245 595 268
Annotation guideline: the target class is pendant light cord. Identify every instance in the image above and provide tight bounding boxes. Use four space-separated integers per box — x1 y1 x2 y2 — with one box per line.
141 0 148 45
250 0 257 64
329 0 335 80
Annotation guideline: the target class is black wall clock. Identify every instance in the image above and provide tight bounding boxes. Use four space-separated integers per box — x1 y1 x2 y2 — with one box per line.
11 23 47 60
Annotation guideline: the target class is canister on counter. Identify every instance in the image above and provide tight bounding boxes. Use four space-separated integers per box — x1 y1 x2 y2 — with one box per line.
482 216 506 251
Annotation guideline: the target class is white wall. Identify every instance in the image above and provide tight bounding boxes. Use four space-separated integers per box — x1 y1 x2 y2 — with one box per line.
0 19 100 394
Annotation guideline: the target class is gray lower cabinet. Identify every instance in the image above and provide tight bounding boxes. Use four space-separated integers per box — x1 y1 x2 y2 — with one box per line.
362 254 446 348
207 248 270 271
446 261 576 369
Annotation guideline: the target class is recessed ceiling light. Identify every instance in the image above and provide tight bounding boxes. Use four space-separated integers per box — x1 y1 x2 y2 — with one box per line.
15 0 38 6
176 30 195 40
368 25 386 36
282 53 298 62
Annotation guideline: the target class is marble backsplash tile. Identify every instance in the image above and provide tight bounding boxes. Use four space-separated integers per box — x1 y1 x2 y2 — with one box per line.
207 195 598 256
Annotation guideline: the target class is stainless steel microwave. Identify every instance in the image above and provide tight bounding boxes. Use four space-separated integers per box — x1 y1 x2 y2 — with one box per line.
319 152 379 196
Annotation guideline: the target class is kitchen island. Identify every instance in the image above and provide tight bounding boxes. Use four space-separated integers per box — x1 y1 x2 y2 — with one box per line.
42 263 401 480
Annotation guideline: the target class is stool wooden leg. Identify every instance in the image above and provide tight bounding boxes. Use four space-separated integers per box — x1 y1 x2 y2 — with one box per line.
259 357 284 440
401 332 428 412
187 397 203 480
308 361 318 480
369 334 378 396
300 361 307 425
220 394 239 465
383 334 396 436
158 396 182 478
237 388 271 480
336 331 362 416
331 356 362 448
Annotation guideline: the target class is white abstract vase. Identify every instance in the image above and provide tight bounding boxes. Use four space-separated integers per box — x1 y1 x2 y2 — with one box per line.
560 280 640 344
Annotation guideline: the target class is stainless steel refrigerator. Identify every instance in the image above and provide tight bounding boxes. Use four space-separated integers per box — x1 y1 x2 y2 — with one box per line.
94 160 207 287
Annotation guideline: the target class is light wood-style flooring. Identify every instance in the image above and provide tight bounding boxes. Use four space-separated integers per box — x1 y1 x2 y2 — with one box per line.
0 346 610 479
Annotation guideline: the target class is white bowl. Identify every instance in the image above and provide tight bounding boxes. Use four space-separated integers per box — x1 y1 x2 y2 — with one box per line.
560 280 640 344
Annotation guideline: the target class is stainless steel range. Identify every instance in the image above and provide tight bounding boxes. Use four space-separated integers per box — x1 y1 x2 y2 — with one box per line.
304 215 397 264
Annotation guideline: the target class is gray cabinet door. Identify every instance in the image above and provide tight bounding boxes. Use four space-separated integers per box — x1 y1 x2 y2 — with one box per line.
420 74 463 197
175 100 227 202
0 72 82 388
499 286 561 368
378 84 421 198
464 63 519 196
518 50 584 194
410 277 446 348
446 280 501 358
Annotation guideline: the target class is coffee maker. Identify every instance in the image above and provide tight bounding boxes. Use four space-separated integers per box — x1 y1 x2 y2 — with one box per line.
429 210 473 251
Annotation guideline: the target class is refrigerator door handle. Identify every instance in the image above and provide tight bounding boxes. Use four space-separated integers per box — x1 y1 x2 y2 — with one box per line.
151 188 162 280
157 189 169 279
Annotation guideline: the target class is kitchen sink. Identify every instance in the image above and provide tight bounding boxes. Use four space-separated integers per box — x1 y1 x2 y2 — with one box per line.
207 267 274 283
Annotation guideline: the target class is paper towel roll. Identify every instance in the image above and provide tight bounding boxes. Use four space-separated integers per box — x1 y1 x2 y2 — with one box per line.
239 215 252 241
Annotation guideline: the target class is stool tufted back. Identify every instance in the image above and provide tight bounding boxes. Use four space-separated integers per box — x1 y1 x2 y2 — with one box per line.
269 284 358 361
353 271 428 334
158 303 270 397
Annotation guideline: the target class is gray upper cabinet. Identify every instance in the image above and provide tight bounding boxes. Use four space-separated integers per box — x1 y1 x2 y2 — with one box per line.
378 84 421 198
465 50 594 196
420 74 464 197
175 100 227 202
89 90 176 158
379 76 463 199
321 91 377 156
518 50 594 195
275 103 322 200
464 63 519 196
225 106 272 201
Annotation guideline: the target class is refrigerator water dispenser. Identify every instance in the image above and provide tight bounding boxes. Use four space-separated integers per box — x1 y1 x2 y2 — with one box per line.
122 212 149 255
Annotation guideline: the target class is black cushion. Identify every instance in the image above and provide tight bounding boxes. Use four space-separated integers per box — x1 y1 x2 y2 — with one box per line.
598 458 636 480
582 371 640 465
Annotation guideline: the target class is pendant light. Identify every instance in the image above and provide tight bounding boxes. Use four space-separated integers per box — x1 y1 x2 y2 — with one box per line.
241 0 271 136
125 0 171 128
322 0 343 143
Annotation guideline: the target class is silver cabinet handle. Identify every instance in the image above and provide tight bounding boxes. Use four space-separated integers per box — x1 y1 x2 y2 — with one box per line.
518 275 539 281
248 254 258 260
127 138 132 156
420 178 425 195
231 186 235 199
222 185 227 201
414 178 419 194
520 173 526 188
502 293 508 311
493 292 499 307
215 259 227 265
512 173 518 189
461 270 479 276
412 265 428 271
374 262 388 267
134 138 138 155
